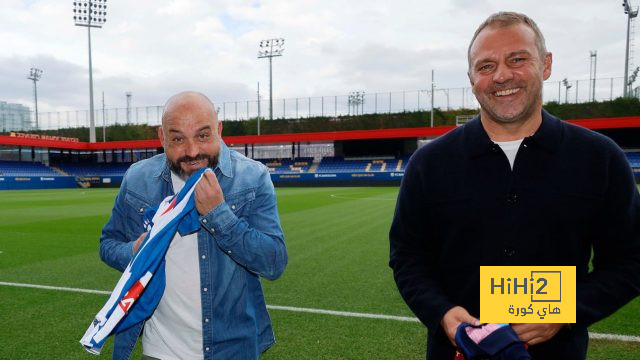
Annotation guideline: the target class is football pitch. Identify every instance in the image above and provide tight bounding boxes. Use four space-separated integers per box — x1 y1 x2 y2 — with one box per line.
0 187 639 359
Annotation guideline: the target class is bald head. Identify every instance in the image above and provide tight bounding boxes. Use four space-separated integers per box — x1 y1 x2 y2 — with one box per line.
161 91 218 128
158 91 223 179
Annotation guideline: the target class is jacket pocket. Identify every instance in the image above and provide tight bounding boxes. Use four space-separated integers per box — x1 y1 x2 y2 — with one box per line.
123 191 151 239
224 189 256 218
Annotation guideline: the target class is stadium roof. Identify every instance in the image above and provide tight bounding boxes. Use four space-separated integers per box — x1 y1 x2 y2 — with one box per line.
1 116 640 150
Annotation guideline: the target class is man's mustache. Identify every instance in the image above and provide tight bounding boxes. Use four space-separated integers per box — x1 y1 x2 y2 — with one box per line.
177 154 209 163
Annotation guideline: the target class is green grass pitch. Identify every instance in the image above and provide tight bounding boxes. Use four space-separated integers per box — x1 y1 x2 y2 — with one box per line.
0 187 638 359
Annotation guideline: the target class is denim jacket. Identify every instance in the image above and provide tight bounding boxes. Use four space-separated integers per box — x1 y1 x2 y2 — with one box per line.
99 141 287 359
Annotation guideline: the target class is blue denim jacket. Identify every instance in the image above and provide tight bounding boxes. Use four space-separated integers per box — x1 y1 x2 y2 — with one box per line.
99 141 287 359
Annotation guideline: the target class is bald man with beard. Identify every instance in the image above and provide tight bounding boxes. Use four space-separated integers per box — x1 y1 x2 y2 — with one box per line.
99 91 287 360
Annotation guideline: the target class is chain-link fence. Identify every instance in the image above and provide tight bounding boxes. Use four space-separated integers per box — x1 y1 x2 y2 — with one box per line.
5 76 634 132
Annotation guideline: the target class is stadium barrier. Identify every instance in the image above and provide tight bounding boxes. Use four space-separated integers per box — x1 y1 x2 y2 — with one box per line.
0 176 78 190
270 171 404 187
0 172 404 189
38 173 405 188
75 176 125 188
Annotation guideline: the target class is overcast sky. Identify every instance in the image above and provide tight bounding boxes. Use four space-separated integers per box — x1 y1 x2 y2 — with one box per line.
0 0 636 113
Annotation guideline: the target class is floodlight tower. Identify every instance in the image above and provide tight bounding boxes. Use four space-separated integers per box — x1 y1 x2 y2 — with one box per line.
258 38 285 125
73 0 107 142
348 93 355 115
348 92 357 115
562 78 573 103
430 70 435 127
628 66 640 95
589 51 597 102
27 67 43 130
623 0 638 97
126 92 132 124
348 91 365 115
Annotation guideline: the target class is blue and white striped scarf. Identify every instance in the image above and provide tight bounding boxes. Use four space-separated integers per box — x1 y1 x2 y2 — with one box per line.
80 167 211 354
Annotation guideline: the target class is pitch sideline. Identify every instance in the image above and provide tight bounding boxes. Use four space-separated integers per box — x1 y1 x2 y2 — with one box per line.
329 194 396 201
1 281 638 343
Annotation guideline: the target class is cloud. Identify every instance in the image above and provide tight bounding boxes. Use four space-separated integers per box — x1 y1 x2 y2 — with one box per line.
0 0 635 114
0 55 88 109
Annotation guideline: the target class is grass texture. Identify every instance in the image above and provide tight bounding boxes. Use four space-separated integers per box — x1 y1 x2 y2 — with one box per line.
0 187 638 359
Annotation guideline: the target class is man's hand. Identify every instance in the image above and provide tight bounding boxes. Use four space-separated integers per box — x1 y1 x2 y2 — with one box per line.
132 232 148 254
511 323 565 345
441 306 481 346
195 170 224 215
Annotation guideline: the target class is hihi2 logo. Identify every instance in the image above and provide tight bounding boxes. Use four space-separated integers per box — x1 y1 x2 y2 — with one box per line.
480 266 576 323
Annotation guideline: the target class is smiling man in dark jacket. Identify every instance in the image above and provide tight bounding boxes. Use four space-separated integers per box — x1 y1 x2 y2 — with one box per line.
389 12 640 359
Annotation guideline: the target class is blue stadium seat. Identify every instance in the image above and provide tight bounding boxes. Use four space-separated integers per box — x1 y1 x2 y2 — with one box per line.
57 163 133 177
315 156 408 173
0 160 60 177
256 157 313 174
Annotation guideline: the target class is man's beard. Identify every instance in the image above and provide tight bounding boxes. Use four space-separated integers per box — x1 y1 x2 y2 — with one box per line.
475 78 544 125
480 91 541 125
168 153 219 180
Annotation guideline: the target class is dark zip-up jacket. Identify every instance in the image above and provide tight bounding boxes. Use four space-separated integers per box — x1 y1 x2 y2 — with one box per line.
390 110 640 359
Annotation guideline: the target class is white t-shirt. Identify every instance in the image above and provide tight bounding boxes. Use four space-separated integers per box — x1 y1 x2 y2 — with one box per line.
142 172 203 360
494 138 524 170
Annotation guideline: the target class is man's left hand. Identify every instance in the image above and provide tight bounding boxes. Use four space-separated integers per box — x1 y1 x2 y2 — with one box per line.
511 323 565 346
195 170 224 215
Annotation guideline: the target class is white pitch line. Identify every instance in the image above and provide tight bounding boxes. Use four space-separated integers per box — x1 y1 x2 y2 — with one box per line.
589 333 640 343
329 194 396 201
1 281 638 343
267 304 419 322
0 281 109 295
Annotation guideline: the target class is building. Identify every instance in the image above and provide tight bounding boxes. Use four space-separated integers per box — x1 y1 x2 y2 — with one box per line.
0 101 32 132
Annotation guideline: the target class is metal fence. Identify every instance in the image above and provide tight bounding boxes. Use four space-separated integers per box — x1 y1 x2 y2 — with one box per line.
5 76 634 132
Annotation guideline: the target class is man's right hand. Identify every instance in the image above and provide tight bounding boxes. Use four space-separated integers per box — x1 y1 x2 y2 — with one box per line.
132 232 148 254
440 306 481 346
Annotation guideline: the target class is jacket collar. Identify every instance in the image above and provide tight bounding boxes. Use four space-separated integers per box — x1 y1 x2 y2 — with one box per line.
155 139 233 182
463 109 563 158
216 140 233 178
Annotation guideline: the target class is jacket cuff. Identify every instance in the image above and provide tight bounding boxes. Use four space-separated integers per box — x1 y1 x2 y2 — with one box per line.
429 303 456 337
127 240 136 256
114 241 135 271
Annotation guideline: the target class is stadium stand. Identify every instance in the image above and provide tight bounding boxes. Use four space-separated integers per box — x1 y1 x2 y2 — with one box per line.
257 157 314 173
628 151 640 176
315 156 408 173
56 162 133 177
0 160 61 176
0 150 638 183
